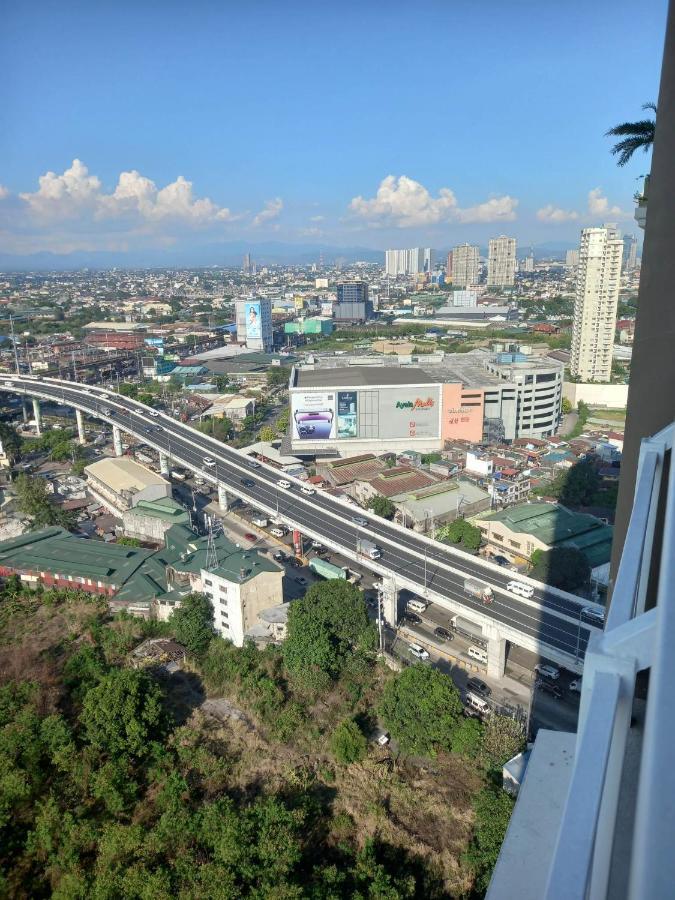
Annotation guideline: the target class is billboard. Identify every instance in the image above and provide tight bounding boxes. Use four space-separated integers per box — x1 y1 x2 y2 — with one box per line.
244 301 262 341
337 391 358 439
291 391 336 441
378 387 440 440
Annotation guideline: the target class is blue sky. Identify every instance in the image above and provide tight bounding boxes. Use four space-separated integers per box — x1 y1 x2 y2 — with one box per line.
0 0 667 258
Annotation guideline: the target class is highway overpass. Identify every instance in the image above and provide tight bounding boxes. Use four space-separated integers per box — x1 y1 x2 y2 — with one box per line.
0 374 600 676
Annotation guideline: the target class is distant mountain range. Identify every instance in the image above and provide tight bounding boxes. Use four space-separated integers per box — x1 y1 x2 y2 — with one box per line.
0 238 584 272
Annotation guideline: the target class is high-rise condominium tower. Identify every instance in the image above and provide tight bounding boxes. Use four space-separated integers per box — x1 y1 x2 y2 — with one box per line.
622 234 638 272
384 247 434 276
487 236 517 287
566 249 580 268
451 243 480 287
570 225 623 383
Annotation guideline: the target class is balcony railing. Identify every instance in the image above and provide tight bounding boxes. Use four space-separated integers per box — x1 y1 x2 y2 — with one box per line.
543 423 672 898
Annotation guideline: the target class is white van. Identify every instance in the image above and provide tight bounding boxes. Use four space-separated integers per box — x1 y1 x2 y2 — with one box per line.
407 598 427 614
506 580 534 599
278 479 291 490
465 692 491 715
252 516 268 528
468 645 488 664
300 485 315 496
270 527 286 538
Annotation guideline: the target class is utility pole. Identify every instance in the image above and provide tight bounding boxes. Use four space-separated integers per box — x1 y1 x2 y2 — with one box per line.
9 315 20 374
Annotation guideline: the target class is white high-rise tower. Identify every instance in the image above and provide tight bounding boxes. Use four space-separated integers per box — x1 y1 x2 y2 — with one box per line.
570 225 623 383
487 236 517 287
451 243 480 287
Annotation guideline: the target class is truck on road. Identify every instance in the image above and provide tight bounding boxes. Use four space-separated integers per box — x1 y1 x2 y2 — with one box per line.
309 557 363 584
464 578 493 604
450 614 488 648
357 537 382 560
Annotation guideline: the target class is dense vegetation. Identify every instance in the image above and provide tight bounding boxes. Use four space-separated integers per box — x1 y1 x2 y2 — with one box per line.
436 520 482 552
0 576 519 897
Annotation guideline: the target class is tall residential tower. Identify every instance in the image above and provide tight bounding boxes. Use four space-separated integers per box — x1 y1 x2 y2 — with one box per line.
570 225 623 383
450 243 480 287
487 236 517 287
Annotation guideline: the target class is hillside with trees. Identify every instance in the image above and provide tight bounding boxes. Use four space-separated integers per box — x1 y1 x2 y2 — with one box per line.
0 577 518 897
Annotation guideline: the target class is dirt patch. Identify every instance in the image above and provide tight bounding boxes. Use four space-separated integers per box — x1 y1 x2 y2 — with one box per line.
200 697 253 727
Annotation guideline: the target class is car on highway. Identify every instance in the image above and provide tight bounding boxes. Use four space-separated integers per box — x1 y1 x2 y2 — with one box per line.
248 460 261 468
148 410 160 417
536 680 563 700
241 478 255 488
351 516 368 527
278 479 291 490
243 533 257 542
581 605 606 626
506 580 535 599
408 644 430 661
466 677 491 697
535 663 560 680
402 612 422 625
100 392 110 399
300 485 315 495
433 626 453 642
295 576 308 586
101 406 113 416
203 457 217 468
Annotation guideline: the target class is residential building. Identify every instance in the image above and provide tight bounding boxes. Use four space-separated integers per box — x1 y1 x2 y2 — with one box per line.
622 233 638 271
85 457 172 515
336 281 368 305
473 501 614 575
122 497 191 543
384 247 434 276
451 243 480 287
235 296 273 352
487 236 517 287
334 281 372 322
451 289 478 307
570 225 623 382
565 248 579 268
488 471 531 508
242 253 251 274
446 250 453 278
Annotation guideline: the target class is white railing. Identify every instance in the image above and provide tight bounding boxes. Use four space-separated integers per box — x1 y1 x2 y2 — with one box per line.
544 424 673 899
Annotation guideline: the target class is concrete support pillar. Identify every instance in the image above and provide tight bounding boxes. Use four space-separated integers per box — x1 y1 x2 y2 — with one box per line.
75 408 86 445
22 401 28 424
380 575 400 628
32 398 42 435
218 483 230 513
159 452 171 477
112 425 123 457
486 631 507 680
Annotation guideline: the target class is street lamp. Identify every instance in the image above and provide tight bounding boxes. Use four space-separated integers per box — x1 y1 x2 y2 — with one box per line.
575 605 584 663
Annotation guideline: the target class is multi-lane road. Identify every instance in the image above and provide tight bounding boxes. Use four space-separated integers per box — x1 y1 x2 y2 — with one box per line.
0 375 597 669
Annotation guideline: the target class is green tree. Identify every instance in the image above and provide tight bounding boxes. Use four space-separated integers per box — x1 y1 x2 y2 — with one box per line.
561 397 572 415
80 668 167 759
116 536 141 547
530 546 590 592
215 374 230 392
275 408 290 432
330 718 367 765
436 518 482 552
14 474 74 529
267 366 291 388
197 417 234 443
169 592 214 655
366 495 395 520
378 665 463 756
117 383 138 399
0 422 21 463
606 102 656 166
258 425 277 442
464 787 515 894
451 716 484 757
482 714 526 769
282 581 372 690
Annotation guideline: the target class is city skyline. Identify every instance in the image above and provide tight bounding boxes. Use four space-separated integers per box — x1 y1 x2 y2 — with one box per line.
0 0 666 263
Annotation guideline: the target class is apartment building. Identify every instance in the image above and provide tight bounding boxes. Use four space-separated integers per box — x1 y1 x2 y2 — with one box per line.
384 247 434 276
487 236 517 287
570 225 623 383
451 243 480 287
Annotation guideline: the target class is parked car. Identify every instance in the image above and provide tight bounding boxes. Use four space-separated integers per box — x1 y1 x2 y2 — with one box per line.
402 612 422 625
491 555 512 568
273 550 286 562
467 677 491 697
581 605 606 626
433 626 453 642
408 644 430 661
243 533 257 542
270 527 286 538
295 576 308 587
535 663 560 681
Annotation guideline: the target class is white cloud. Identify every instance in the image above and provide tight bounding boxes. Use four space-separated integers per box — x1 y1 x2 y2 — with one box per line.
349 175 518 227
19 158 232 226
588 187 629 219
309 214 325 222
537 204 579 223
0 185 9 200
252 197 283 227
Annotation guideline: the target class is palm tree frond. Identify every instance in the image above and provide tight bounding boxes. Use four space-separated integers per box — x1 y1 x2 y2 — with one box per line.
605 120 655 138
642 102 657 113
606 104 656 166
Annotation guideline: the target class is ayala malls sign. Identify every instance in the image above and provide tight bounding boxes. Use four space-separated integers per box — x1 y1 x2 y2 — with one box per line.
395 397 435 411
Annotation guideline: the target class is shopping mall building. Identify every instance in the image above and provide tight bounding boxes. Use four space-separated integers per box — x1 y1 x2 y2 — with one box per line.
287 350 564 456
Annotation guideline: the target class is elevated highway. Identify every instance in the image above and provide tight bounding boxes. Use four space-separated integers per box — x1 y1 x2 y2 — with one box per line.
0 374 600 676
